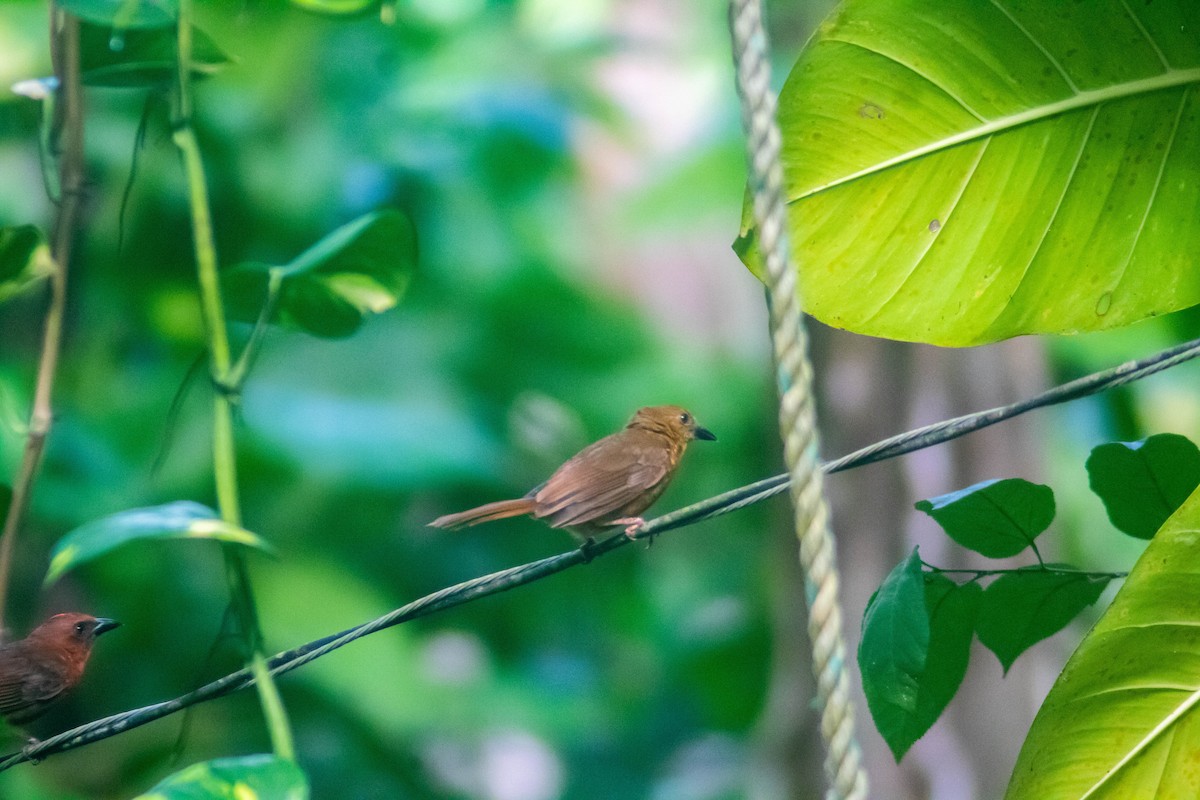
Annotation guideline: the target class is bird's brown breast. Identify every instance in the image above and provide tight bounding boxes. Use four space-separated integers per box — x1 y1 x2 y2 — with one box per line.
531 427 687 529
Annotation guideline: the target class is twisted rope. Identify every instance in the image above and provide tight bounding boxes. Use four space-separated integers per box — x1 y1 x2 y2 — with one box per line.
728 2 867 798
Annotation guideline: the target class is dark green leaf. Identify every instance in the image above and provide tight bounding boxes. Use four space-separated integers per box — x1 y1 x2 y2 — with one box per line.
46 501 273 584
1086 433 1200 540
0 226 54 304
80 23 229 87
916 478 1055 558
58 0 177 28
134 754 308 800
977 570 1111 673
859 548 929 760
861 569 981 762
223 210 417 338
913 575 982 747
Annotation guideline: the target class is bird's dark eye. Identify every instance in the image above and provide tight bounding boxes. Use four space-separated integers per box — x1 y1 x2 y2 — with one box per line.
679 413 691 424
74 622 86 634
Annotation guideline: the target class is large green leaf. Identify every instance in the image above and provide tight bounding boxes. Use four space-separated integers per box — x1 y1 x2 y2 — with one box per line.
0 226 54 305
46 501 273 583
223 210 417 338
1005 486 1200 799
134 754 308 800
1086 433 1200 540
736 0 1200 346
915 478 1055 559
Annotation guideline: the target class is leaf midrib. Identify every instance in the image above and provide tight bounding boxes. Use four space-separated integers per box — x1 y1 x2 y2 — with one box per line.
794 66 1200 202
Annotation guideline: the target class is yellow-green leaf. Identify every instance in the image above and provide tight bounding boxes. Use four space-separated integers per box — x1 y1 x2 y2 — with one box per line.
737 0 1200 346
1005 486 1200 798
133 754 308 800
46 501 273 584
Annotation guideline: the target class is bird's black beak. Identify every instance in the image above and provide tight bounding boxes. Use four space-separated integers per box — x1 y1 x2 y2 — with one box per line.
695 426 717 441
92 618 121 636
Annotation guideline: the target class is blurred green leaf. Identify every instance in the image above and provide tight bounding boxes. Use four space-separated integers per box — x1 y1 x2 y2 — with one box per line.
223 210 417 338
290 0 375 14
736 0 1200 345
976 570 1110 673
80 22 229 87
134 754 308 800
46 501 273 584
1086 433 1200 539
58 0 177 28
0 226 54 305
916 478 1055 558
1004 488 1200 798
859 548 928 760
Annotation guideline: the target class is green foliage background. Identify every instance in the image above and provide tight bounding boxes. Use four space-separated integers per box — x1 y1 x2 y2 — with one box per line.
3 1 1200 798
0 2 818 797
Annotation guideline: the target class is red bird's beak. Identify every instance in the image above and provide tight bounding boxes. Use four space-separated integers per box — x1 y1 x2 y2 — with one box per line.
695 426 716 441
93 618 121 636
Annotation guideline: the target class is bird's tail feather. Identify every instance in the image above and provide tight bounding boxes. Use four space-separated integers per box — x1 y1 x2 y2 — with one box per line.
429 498 536 529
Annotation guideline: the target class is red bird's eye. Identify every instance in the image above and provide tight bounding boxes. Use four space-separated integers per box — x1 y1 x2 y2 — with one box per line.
74 622 86 634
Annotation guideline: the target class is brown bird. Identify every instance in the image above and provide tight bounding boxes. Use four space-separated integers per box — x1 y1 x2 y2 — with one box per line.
430 405 715 540
0 613 120 726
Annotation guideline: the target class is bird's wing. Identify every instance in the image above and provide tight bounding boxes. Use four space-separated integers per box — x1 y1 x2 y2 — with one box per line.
534 432 672 527
0 652 63 719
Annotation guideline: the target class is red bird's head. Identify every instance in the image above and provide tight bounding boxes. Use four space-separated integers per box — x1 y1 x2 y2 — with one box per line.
25 613 121 656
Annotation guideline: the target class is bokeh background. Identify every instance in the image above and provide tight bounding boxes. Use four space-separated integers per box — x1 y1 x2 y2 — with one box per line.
1 1 1199 798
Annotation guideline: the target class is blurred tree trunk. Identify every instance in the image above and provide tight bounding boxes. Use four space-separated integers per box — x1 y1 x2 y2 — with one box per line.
748 328 1049 800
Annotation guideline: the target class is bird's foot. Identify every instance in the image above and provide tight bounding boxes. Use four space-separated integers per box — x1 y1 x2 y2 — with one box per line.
611 517 649 544
611 517 645 538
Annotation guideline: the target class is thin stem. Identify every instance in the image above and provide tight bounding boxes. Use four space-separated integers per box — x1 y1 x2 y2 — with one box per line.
922 561 1127 581
173 0 294 760
225 270 281 392
0 8 84 634
1028 539 1047 568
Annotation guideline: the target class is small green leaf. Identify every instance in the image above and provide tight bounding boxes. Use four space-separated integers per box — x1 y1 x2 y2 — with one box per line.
1086 433 1200 540
914 575 982 746
976 570 1111 673
134 754 308 800
916 478 1055 558
859 548 929 760
290 0 375 14
46 501 273 584
223 210 417 338
861 563 981 761
58 0 177 28
0 226 55 305
80 22 229 87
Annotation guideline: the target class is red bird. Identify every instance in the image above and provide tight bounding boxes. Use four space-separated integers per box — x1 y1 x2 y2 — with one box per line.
0 613 120 725
430 405 715 540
